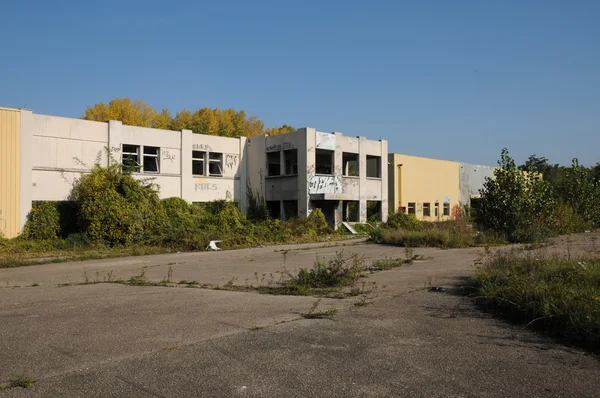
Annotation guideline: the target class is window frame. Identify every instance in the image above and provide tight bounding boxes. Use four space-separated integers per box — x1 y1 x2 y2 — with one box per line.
208 152 223 177
122 144 141 173
366 155 382 178
284 149 298 175
342 152 359 177
423 202 431 217
315 148 334 175
267 151 281 176
407 202 416 215
435 202 439 217
192 150 206 176
143 146 160 174
443 202 450 216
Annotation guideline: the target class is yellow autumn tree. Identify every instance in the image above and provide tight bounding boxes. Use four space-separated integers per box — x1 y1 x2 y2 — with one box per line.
265 124 296 136
83 97 284 137
83 98 158 127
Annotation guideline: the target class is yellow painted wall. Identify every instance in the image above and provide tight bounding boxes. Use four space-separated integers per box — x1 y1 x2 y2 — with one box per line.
0 107 21 238
388 153 460 221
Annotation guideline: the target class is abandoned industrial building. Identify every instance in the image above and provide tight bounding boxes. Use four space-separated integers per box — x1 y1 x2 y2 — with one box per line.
0 107 390 238
0 106 494 238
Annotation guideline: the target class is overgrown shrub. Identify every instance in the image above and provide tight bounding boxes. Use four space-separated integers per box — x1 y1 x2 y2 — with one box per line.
305 208 331 236
472 251 600 351
71 164 167 246
22 202 61 240
385 212 423 230
474 149 555 242
295 252 362 288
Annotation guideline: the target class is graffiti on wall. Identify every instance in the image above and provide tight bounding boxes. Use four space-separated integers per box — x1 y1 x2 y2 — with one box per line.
193 144 213 152
194 178 217 191
225 154 238 170
266 141 295 152
162 149 176 163
316 132 336 150
308 175 342 194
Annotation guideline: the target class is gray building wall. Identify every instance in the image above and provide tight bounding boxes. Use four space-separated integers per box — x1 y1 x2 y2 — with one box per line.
459 163 496 205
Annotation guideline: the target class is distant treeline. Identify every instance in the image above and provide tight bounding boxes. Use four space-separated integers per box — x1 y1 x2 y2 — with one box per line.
83 97 296 137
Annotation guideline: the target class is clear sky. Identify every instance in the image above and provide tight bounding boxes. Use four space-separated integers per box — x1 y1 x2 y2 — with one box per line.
1 0 598 167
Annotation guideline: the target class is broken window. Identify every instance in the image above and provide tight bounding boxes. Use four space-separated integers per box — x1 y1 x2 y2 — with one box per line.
267 151 281 176
342 153 359 176
443 202 450 216
192 151 205 176
283 200 298 220
266 201 281 219
423 203 431 217
315 149 333 175
408 202 416 215
122 144 140 173
366 155 381 178
284 149 298 175
143 146 160 173
209 153 223 176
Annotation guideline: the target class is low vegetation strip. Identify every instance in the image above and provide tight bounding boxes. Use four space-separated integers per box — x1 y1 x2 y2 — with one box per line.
471 251 600 351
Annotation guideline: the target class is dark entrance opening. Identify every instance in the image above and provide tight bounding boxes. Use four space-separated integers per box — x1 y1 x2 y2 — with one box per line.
343 201 359 222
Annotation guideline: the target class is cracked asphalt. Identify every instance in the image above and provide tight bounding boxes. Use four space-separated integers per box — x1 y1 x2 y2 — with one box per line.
1 236 599 397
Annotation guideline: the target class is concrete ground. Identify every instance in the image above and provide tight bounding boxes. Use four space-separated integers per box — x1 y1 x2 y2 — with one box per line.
1 235 599 397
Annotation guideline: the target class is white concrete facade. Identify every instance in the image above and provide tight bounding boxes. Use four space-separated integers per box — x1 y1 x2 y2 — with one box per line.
13 110 386 233
250 128 389 228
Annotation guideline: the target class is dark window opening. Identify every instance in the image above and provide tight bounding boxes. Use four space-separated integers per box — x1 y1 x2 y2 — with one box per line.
283 200 298 220
266 201 281 219
143 146 160 173
192 151 205 176
408 202 416 215
366 155 381 178
443 202 450 216
122 144 140 173
435 202 439 217
315 149 333 175
367 201 381 222
284 149 298 175
209 153 223 176
343 201 359 222
423 203 431 217
342 153 359 176
267 151 281 176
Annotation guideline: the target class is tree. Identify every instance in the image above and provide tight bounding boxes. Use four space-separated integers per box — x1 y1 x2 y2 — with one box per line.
265 124 296 136
555 159 600 227
84 98 158 127
153 109 173 130
474 148 555 242
171 109 193 131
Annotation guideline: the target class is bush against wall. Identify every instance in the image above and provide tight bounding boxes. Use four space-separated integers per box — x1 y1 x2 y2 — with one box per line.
22 202 61 240
71 163 167 246
474 149 555 243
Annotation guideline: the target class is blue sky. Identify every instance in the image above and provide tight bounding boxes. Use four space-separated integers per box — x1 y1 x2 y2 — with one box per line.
1 0 598 166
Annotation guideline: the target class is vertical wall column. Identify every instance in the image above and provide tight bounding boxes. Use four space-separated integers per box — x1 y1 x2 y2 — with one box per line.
107 120 123 164
380 140 389 222
297 128 314 218
19 110 33 232
180 129 193 202
358 136 367 223
239 136 248 212
333 132 343 229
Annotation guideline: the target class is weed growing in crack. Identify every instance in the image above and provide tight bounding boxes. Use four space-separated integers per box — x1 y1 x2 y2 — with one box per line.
0 375 36 390
300 299 337 319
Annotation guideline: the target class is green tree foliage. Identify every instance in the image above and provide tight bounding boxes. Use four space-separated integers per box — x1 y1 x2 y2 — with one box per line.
83 98 277 138
555 159 600 227
70 162 167 246
22 202 61 240
475 149 555 242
